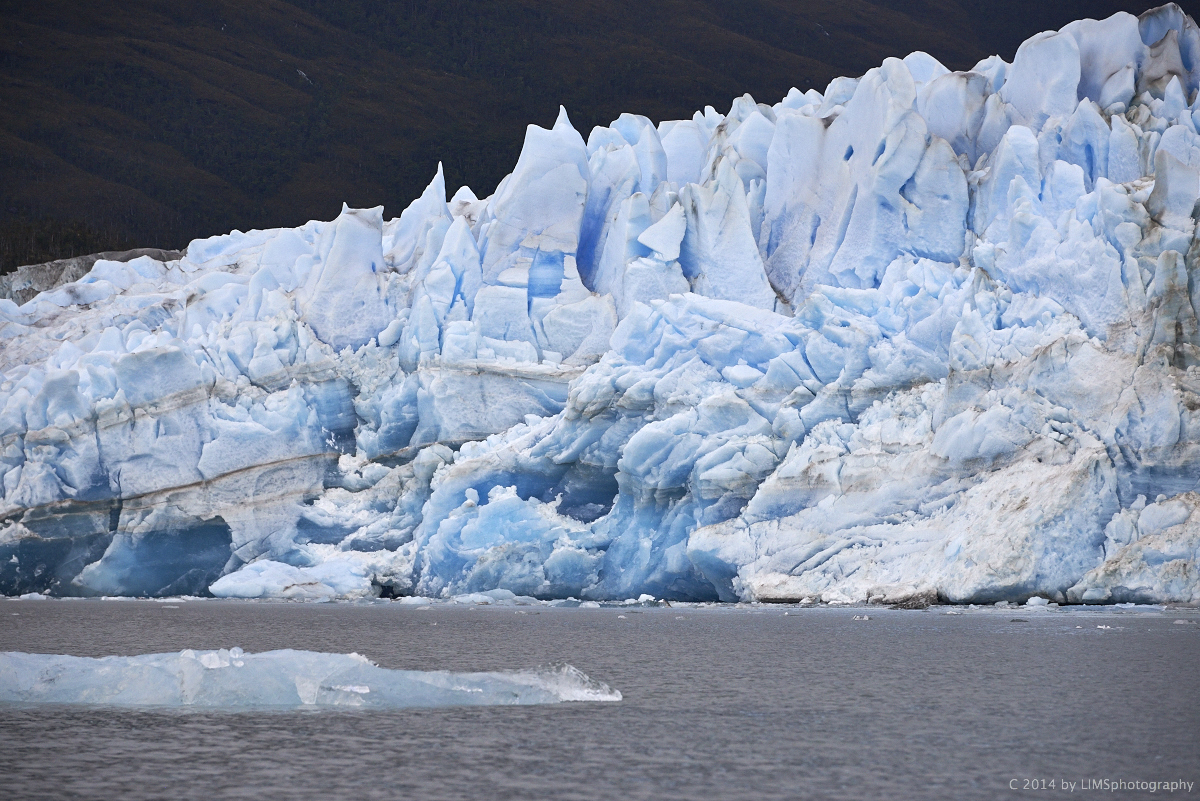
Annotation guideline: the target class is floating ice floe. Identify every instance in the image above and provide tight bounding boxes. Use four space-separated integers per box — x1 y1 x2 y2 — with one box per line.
0 648 621 708
1 5 1200 605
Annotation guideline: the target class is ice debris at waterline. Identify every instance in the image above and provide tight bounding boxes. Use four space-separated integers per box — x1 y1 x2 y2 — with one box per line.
0 649 622 708
2 6 1200 606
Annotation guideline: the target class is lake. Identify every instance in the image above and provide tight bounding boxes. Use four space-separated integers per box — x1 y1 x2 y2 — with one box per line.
1 599 1197 800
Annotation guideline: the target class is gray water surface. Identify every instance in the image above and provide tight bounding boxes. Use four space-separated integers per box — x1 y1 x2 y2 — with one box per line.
1 600 1197 800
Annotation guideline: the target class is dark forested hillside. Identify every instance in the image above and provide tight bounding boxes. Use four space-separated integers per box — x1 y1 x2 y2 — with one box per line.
0 0 1190 270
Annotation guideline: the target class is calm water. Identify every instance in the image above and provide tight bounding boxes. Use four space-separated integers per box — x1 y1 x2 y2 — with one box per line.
1 599 1197 800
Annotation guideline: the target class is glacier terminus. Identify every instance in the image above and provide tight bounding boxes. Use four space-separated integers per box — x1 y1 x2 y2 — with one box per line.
2 4 1200 606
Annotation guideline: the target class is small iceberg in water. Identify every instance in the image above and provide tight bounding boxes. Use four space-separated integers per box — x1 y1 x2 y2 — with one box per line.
0 648 621 709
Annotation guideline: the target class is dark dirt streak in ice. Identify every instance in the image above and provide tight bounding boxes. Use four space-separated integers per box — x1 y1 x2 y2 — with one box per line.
0 600 1197 801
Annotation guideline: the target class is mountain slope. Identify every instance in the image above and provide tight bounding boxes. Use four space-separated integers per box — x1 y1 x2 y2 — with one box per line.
0 0 1180 269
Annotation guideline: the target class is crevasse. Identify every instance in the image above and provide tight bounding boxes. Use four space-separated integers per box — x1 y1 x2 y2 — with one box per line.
2 5 1199 605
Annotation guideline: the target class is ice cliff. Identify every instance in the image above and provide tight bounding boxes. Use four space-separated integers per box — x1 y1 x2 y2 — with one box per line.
2 5 1199 605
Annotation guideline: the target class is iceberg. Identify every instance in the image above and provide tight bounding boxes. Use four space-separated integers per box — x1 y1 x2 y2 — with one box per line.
0 648 622 708
1 5 1199 605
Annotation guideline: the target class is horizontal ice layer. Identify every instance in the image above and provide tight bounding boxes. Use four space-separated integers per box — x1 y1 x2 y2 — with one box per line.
1 5 1199 604
0 648 621 708
208 559 375 600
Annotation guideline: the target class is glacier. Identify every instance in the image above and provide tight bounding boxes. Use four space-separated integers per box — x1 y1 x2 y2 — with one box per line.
1 4 1199 606
0 648 621 708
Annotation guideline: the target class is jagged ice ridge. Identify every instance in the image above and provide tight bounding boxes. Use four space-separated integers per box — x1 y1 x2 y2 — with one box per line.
2 5 1200 605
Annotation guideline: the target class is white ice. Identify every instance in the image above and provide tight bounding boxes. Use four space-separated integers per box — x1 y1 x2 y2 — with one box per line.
1 5 1199 606
0 648 621 708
